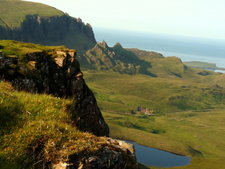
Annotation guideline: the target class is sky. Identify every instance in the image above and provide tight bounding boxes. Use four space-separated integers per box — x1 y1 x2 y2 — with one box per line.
27 0 225 40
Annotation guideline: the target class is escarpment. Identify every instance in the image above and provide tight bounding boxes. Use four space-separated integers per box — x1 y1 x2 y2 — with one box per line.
0 41 138 168
0 42 109 137
0 14 96 51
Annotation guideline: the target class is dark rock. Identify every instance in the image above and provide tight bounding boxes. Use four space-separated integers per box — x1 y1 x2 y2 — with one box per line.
0 15 96 51
0 48 109 136
71 77 109 136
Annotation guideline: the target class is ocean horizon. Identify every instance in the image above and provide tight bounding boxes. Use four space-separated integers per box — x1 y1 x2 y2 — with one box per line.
94 28 225 68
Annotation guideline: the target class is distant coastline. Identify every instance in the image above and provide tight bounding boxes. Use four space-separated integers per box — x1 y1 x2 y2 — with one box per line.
94 28 225 68
184 61 225 73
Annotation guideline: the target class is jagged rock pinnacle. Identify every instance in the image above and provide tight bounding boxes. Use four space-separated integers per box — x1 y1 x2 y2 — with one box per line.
114 42 123 48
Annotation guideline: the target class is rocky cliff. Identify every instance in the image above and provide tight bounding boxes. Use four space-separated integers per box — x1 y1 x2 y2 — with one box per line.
0 0 96 51
0 40 138 168
0 40 108 137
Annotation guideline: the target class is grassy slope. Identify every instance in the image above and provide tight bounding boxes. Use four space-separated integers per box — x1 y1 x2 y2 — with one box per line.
0 0 63 28
0 82 107 168
80 43 216 78
0 40 69 58
128 48 220 80
84 71 225 113
84 71 225 169
78 42 152 75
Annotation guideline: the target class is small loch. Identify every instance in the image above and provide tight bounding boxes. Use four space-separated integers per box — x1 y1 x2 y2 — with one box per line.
127 141 191 168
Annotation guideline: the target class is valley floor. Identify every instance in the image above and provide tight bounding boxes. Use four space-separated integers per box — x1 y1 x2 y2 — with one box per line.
84 70 225 169
105 110 225 169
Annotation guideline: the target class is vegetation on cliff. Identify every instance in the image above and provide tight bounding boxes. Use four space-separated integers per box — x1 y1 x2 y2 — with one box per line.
0 81 99 168
78 42 153 75
0 40 137 168
0 82 137 169
0 40 109 136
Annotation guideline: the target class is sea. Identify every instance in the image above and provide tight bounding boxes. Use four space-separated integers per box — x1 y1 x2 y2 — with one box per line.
93 28 225 69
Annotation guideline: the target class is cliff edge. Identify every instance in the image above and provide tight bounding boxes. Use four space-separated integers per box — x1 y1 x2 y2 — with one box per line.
0 40 138 168
0 40 109 137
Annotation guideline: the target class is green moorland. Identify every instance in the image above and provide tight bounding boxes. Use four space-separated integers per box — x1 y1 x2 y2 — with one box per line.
83 70 225 169
84 71 225 113
0 0 63 28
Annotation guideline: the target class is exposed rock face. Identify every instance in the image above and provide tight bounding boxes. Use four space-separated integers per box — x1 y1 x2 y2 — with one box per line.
71 77 109 136
0 48 109 136
78 41 152 75
0 15 96 51
53 138 138 169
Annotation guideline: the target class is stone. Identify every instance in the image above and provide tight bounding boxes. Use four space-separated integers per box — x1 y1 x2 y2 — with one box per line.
71 77 109 136
53 138 138 169
0 49 109 136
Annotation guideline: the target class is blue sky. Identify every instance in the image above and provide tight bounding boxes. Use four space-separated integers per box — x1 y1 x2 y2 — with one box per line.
27 0 225 40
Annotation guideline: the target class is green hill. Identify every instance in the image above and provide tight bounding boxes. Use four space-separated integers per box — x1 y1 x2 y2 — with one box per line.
78 42 153 75
0 0 96 51
78 42 218 79
0 0 63 28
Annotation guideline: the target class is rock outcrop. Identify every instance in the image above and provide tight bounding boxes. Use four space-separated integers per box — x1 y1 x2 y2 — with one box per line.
0 45 109 136
0 14 96 51
53 138 137 169
0 41 139 168
78 41 153 75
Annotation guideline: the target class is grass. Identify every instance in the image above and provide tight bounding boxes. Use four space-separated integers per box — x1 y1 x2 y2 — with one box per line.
0 40 68 58
104 110 225 157
82 70 225 169
0 81 108 168
0 0 63 28
84 70 225 113
1 40 225 168
102 109 225 169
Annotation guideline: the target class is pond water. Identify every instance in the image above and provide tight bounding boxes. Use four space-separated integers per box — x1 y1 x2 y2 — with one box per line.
127 141 191 168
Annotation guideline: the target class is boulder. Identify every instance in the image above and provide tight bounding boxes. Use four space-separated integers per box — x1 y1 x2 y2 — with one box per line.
53 138 138 169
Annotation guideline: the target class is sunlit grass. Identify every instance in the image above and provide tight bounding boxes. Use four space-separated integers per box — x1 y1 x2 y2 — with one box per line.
83 71 225 169
0 0 63 28
0 82 108 168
